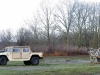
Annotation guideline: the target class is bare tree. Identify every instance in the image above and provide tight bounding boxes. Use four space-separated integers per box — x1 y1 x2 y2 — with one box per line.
25 16 41 45
72 2 89 47
16 28 31 46
96 4 100 48
87 4 98 48
0 29 13 47
55 0 76 45
38 0 56 45
22 0 100 49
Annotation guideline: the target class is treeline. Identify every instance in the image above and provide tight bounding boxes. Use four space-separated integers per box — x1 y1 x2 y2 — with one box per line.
0 0 100 55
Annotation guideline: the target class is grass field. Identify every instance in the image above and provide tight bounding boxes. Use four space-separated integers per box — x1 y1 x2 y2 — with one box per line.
0 55 100 75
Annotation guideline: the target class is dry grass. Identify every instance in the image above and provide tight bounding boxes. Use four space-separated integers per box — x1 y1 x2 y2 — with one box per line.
30 45 88 56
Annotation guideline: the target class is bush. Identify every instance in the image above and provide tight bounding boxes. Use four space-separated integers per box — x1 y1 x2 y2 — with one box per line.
30 45 88 56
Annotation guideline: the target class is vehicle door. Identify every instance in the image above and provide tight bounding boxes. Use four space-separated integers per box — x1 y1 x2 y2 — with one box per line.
22 48 30 59
12 48 21 59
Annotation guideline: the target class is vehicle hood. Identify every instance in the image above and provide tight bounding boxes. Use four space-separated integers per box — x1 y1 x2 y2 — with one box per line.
0 50 5 53
0 51 7 55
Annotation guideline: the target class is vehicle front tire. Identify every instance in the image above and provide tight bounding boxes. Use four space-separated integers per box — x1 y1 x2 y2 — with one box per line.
0 56 7 65
30 57 39 66
24 61 31 65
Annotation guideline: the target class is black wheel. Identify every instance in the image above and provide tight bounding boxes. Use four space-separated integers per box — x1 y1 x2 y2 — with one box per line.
97 58 100 62
24 61 31 65
30 57 39 66
0 56 7 65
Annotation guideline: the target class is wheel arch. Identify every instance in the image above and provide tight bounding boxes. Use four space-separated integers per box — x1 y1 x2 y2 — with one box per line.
30 55 40 60
0 55 9 61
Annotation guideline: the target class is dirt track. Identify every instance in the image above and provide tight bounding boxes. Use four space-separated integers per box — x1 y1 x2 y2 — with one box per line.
43 59 89 64
0 56 90 71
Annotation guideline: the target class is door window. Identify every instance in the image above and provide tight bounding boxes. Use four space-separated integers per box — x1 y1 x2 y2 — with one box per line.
23 48 29 52
13 48 20 52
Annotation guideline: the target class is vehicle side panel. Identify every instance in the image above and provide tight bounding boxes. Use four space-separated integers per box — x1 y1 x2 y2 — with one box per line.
12 48 21 59
22 48 30 59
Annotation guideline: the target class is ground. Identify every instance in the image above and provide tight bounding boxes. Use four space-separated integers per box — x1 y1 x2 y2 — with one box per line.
0 55 100 75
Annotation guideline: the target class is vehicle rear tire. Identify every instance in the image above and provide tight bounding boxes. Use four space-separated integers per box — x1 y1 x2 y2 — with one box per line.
24 61 31 65
30 57 39 66
0 56 7 65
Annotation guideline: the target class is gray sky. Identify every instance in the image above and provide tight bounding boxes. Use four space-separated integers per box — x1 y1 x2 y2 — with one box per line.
0 0 42 31
0 0 100 32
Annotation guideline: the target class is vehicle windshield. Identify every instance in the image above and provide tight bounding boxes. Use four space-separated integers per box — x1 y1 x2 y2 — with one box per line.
5 48 12 52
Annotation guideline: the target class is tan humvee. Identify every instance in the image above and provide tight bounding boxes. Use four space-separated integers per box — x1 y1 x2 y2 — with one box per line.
0 46 43 65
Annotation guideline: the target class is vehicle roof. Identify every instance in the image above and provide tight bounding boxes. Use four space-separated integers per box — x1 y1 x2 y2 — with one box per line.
6 46 30 48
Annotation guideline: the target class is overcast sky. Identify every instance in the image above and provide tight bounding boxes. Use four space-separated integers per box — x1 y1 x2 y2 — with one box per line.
0 0 42 31
0 0 100 32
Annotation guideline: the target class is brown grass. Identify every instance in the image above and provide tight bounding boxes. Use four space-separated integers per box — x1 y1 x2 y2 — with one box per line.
0 43 88 56
30 45 88 56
